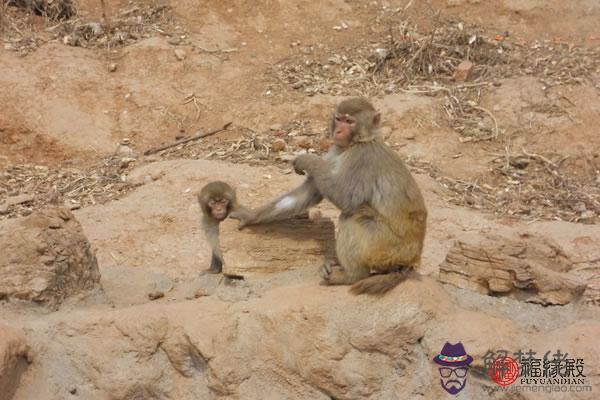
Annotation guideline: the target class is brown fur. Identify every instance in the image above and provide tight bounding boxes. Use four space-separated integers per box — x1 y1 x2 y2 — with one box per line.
295 98 427 295
229 178 322 228
232 98 427 294
198 181 240 274
350 268 411 295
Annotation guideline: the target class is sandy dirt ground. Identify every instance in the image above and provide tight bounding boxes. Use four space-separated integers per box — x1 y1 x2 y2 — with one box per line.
0 0 599 399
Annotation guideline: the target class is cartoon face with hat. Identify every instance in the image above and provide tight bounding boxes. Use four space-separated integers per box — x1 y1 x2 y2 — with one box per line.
433 342 473 395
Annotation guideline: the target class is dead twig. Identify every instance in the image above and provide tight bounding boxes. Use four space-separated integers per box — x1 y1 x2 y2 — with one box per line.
472 105 499 137
144 122 233 155
100 0 112 32
521 147 558 169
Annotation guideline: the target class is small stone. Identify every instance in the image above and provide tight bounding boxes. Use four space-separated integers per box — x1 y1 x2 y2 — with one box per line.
581 210 594 220
63 33 80 46
148 291 165 300
120 157 136 169
269 123 283 131
374 48 388 60
0 204 9 215
108 63 118 72
272 130 288 137
174 49 186 61
40 256 56 265
573 202 587 213
6 194 34 206
47 218 64 229
69 387 77 395
151 171 164 181
87 22 104 36
116 143 134 155
293 136 312 149
400 132 416 140
167 36 181 45
453 60 474 82
65 201 81 211
271 139 287 152
57 209 72 221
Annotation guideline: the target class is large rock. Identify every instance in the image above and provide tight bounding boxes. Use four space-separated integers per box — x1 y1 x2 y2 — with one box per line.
221 216 337 278
0 325 31 400
0 207 100 307
10 279 445 400
439 233 586 305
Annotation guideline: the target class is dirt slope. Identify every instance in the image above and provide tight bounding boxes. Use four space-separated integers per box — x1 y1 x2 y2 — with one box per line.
1 0 599 399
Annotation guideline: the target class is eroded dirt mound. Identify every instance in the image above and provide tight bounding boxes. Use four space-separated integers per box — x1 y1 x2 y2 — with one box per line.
0 207 100 307
0 326 31 400
1 0 600 399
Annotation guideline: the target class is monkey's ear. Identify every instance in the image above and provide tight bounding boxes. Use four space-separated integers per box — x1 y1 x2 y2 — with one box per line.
372 112 381 127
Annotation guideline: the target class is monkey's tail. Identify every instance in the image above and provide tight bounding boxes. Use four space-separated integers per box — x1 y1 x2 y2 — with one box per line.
349 267 410 295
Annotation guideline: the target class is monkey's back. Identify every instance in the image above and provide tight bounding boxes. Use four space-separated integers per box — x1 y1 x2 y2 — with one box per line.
339 141 427 265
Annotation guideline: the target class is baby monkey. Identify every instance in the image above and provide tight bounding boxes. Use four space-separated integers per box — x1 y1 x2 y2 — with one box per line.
198 181 238 274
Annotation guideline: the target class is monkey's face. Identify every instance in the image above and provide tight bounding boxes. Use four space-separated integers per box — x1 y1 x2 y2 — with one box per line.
208 199 230 221
332 113 355 147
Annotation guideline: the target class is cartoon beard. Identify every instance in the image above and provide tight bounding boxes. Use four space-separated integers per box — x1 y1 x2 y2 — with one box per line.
440 378 467 395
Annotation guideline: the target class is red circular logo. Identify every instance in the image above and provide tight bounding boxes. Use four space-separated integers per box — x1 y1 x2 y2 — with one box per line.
488 356 519 386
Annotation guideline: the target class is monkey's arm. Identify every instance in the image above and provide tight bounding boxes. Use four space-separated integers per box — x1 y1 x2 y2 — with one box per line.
294 153 373 215
230 178 323 229
202 216 223 273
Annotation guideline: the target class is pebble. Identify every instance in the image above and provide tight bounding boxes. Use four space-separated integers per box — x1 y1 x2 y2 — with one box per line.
174 49 186 61
108 63 118 72
271 139 287 152
87 22 104 36
148 291 165 300
401 132 416 140
65 201 81 211
6 194 34 206
453 60 474 82
293 135 312 149
119 157 136 169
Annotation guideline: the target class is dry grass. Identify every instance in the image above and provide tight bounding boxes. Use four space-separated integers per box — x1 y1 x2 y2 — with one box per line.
0 155 136 219
1 0 176 54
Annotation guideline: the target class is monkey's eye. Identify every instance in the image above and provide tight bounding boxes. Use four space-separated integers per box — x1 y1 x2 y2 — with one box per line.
335 113 355 124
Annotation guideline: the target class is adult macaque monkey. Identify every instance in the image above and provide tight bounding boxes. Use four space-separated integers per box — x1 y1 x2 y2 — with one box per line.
233 98 427 294
198 181 239 274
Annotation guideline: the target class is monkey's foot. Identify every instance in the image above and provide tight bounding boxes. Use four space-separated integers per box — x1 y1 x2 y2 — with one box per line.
319 262 332 281
206 266 222 275
319 262 347 285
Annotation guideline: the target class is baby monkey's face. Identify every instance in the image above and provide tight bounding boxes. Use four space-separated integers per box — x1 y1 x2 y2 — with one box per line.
208 199 229 221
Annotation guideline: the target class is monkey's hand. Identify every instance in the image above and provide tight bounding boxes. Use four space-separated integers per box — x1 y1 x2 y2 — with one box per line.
229 208 253 230
293 154 321 176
